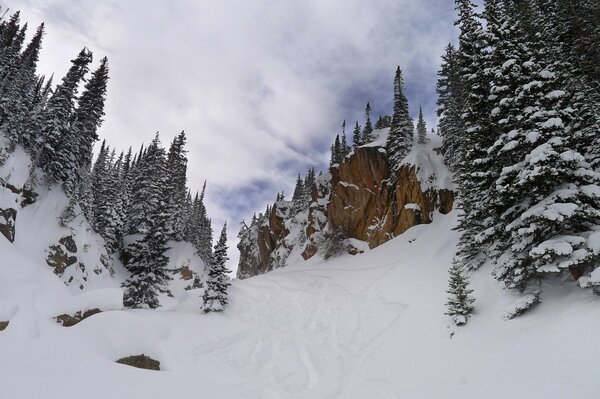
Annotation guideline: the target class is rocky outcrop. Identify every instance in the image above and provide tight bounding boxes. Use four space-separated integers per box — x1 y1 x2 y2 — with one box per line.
55 308 102 327
237 201 295 279
0 320 8 331
0 207 16 242
238 141 454 279
46 236 79 275
116 354 160 371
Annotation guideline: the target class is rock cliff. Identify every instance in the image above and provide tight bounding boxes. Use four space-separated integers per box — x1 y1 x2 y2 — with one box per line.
237 132 454 279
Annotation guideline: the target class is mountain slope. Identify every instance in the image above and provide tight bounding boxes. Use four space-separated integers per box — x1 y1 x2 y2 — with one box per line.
1 210 598 398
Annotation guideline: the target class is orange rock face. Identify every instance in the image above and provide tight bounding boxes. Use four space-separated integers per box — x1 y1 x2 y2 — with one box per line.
238 144 454 277
320 146 454 253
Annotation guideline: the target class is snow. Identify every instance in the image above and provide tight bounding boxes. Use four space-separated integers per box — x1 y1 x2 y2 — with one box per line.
545 90 566 99
541 117 564 129
399 135 453 191
1 210 599 398
1 138 599 398
0 146 32 188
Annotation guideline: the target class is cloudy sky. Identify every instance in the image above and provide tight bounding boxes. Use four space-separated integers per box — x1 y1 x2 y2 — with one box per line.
7 0 459 272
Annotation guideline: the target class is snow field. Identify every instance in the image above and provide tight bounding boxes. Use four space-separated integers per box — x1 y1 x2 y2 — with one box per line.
3 210 599 398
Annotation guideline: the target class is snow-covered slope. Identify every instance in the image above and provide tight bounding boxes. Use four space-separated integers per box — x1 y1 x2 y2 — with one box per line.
1 210 598 398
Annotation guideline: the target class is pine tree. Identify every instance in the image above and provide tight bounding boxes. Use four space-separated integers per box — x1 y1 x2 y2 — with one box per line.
303 167 315 208
416 106 427 144
436 43 464 170
329 134 342 166
362 102 373 144
122 137 172 309
352 121 362 149
1 23 44 146
374 115 392 129
452 0 497 270
340 120 350 158
37 48 93 186
63 56 109 195
386 66 414 179
445 261 475 326
166 131 188 241
292 173 304 212
202 223 231 313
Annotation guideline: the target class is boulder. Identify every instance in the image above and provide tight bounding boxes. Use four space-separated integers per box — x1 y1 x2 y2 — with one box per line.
116 354 160 371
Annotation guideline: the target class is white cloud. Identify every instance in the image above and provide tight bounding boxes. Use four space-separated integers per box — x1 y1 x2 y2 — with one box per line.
7 0 457 272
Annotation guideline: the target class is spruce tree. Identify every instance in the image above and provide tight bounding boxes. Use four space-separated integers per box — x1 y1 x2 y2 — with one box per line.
166 131 188 241
64 56 109 195
386 66 413 179
436 43 464 171
38 48 93 186
122 137 172 309
416 106 427 145
292 173 304 212
362 102 373 144
202 223 231 313
352 121 362 149
445 261 475 326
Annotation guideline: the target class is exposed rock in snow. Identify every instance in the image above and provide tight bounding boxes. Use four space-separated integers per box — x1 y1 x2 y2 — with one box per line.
238 132 454 279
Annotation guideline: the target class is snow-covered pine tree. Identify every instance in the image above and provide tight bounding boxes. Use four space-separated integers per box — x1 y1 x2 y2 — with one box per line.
445 260 475 326
386 66 413 179
38 48 92 185
63 56 109 195
362 102 373 144
374 115 391 129
292 173 304 213
127 134 167 234
303 167 315 209
166 131 188 241
1 23 44 147
202 223 231 313
416 106 427 145
485 2 600 291
122 137 172 309
352 121 362 149
436 43 464 171
452 0 497 270
191 182 214 264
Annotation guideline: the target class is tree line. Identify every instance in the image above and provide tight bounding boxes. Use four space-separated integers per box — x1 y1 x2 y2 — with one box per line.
0 10 230 312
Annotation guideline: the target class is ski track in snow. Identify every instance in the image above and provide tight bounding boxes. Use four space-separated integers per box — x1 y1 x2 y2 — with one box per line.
191 262 409 398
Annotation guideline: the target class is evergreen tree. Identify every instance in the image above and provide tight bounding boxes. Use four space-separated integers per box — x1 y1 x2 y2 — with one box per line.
37 48 93 186
122 136 172 309
352 121 362 149
340 120 350 158
303 167 315 208
166 131 188 241
452 0 497 270
202 223 231 313
362 102 373 144
416 106 427 144
63 56 109 195
445 261 475 326
386 66 414 179
329 134 342 166
436 43 464 170
374 115 392 129
292 173 304 212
